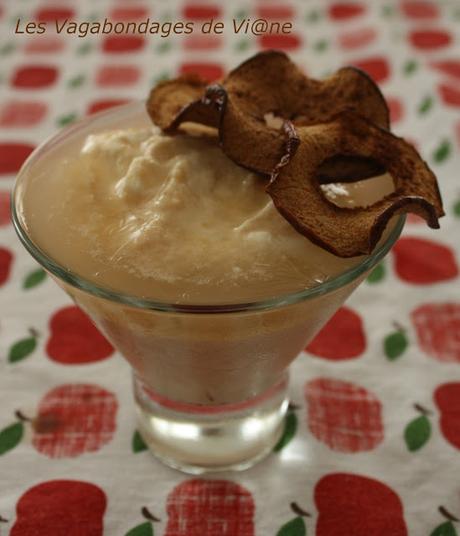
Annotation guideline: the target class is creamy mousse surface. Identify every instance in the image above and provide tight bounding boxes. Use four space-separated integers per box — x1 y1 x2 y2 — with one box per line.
20 127 393 304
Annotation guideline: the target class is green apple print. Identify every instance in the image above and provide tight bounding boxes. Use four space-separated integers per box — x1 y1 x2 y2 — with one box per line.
430 506 459 536
277 517 306 536
125 507 160 536
273 404 299 452
418 96 433 115
453 200 460 218
276 502 310 535
383 323 408 361
57 113 78 127
23 268 46 289
367 262 385 284
8 328 39 363
404 404 432 451
0 421 24 455
125 522 153 536
132 430 148 453
403 59 418 76
67 74 85 88
433 140 451 164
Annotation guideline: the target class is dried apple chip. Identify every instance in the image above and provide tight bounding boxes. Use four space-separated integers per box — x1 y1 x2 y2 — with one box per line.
266 113 444 257
147 74 210 131
146 51 389 176
147 52 443 258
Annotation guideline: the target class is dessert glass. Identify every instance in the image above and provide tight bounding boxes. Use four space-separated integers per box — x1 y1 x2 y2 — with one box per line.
12 102 405 473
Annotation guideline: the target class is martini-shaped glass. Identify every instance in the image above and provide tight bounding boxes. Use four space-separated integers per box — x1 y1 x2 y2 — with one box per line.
12 102 404 473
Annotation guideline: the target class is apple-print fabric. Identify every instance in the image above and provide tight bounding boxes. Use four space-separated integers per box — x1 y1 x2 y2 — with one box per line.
165 480 255 535
0 0 460 534
10 480 107 535
305 378 384 453
32 384 118 458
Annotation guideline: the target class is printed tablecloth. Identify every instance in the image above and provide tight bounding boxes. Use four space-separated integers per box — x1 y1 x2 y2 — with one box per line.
1 0 460 534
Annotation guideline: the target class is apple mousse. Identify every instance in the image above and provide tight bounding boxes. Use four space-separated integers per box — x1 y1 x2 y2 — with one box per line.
19 125 396 305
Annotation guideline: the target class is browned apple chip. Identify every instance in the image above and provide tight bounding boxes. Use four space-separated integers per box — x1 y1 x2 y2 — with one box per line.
147 74 209 131
266 113 444 257
146 51 443 257
146 51 390 176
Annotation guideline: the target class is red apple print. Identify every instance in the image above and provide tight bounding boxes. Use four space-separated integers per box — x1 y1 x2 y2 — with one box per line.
434 383 460 450
393 237 458 284
387 96 404 124
412 303 460 363
256 6 294 19
35 7 74 22
0 100 47 127
109 7 149 21
0 142 35 174
165 479 254 536
401 1 439 18
12 66 58 88
179 62 224 81
183 35 222 50
315 473 407 535
183 5 221 19
87 99 130 115
306 306 366 360
305 378 383 452
24 37 65 54
32 384 117 458
46 305 114 364
430 60 460 80
258 34 302 50
350 57 390 84
11 480 106 536
438 83 460 108
409 29 452 50
338 27 377 50
102 36 145 53
328 3 365 20
0 191 10 226
0 247 13 286
96 66 140 87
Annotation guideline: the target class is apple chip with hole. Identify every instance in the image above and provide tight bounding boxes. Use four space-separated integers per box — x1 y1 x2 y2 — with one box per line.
147 51 444 257
267 113 443 257
147 50 389 177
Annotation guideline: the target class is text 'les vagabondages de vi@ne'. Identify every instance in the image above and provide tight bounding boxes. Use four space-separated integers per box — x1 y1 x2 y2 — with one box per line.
14 17 293 38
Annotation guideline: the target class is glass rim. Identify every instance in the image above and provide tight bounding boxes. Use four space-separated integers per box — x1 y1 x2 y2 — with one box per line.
12 101 405 315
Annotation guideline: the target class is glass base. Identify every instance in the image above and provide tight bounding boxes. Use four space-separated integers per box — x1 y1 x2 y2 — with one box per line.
133 373 289 474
